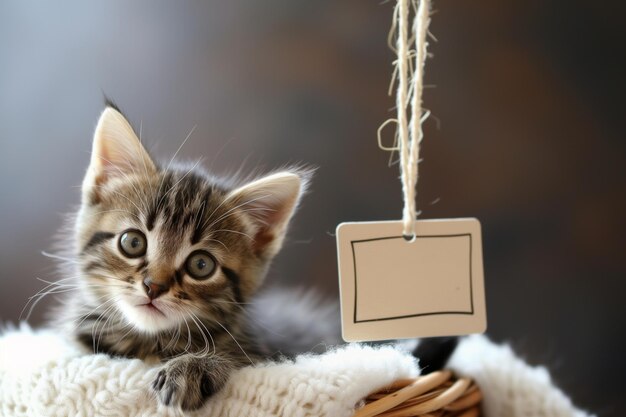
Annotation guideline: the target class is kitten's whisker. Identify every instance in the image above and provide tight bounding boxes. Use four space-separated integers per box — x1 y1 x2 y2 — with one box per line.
155 125 197 206
27 277 79 298
91 301 116 341
168 320 182 352
191 315 214 357
204 238 228 251
81 209 142 223
27 287 81 299
188 313 211 357
200 194 231 231
207 206 277 232
92 302 118 353
72 304 113 332
233 206 276 214
204 204 274 237
160 306 184 352
169 315 186 353
173 317 185 352
203 194 270 232
211 229 254 240
213 299 288 339
206 135 236 173
180 316 193 356
41 251 79 264
166 125 197 177
84 274 134 285
214 320 254 366
95 308 113 352
201 188 271 232
35 276 128 289
214 299 253 306
189 311 215 357
96 306 121 353
112 320 135 351
198 208 276 250
35 283 129 292
74 296 118 329
26 282 129 305
21 276 88 320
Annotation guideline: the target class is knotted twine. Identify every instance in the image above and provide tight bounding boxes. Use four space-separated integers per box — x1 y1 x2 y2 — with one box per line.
378 0 431 240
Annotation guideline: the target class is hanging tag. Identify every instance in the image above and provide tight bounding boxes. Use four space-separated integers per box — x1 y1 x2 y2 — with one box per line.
336 218 486 342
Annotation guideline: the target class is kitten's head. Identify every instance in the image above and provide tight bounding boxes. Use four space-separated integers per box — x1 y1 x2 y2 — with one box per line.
76 106 309 333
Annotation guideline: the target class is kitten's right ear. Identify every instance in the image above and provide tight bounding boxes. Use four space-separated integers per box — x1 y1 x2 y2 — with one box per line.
82 107 156 203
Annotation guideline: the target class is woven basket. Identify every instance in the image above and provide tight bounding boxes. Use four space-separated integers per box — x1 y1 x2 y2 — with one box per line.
353 370 482 417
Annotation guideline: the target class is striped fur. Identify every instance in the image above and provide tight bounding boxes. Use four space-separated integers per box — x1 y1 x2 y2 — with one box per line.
52 106 310 410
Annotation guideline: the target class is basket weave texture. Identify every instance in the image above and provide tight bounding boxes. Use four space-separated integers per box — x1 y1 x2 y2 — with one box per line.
354 370 482 417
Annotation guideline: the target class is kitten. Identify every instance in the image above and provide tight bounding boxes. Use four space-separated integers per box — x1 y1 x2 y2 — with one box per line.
53 104 313 410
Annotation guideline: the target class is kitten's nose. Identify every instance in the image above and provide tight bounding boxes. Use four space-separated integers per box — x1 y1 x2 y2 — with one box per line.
143 278 169 300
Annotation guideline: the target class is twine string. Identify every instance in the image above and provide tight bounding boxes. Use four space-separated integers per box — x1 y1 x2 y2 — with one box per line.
378 0 431 240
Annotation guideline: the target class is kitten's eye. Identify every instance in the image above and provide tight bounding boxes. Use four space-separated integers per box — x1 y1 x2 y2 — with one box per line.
185 250 217 280
118 229 147 258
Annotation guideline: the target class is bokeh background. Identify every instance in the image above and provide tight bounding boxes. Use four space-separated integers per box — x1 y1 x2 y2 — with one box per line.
1 1 624 415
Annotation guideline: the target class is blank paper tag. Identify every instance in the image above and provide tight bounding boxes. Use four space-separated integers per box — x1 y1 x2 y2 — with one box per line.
336 218 486 342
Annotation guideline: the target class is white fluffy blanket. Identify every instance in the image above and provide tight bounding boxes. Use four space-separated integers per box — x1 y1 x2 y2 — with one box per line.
0 324 592 417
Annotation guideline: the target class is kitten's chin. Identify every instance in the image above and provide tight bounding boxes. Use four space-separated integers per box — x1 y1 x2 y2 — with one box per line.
118 298 180 333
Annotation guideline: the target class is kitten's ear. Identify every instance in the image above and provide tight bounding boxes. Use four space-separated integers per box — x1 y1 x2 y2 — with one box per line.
226 170 311 258
82 107 156 202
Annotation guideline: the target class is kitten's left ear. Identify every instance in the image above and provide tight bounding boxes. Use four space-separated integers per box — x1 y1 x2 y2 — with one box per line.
82 107 156 203
226 170 311 258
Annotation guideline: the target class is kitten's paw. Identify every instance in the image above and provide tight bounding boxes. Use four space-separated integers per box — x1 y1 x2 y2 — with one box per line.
152 355 225 410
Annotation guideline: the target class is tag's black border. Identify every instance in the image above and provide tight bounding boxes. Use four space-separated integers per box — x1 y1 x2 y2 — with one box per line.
351 233 474 323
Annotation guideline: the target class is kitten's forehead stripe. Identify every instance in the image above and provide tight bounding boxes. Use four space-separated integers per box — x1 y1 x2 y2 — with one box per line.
145 171 216 241
146 171 174 231
166 173 209 234
191 188 213 245
83 231 115 252
146 206 157 231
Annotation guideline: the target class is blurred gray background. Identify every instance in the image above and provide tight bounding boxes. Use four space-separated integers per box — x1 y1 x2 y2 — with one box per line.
0 1 624 415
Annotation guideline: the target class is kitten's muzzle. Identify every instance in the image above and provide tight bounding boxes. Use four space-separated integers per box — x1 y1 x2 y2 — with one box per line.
143 277 169 300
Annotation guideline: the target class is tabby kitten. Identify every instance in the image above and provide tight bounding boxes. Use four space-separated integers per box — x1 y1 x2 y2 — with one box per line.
55 105 310 410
